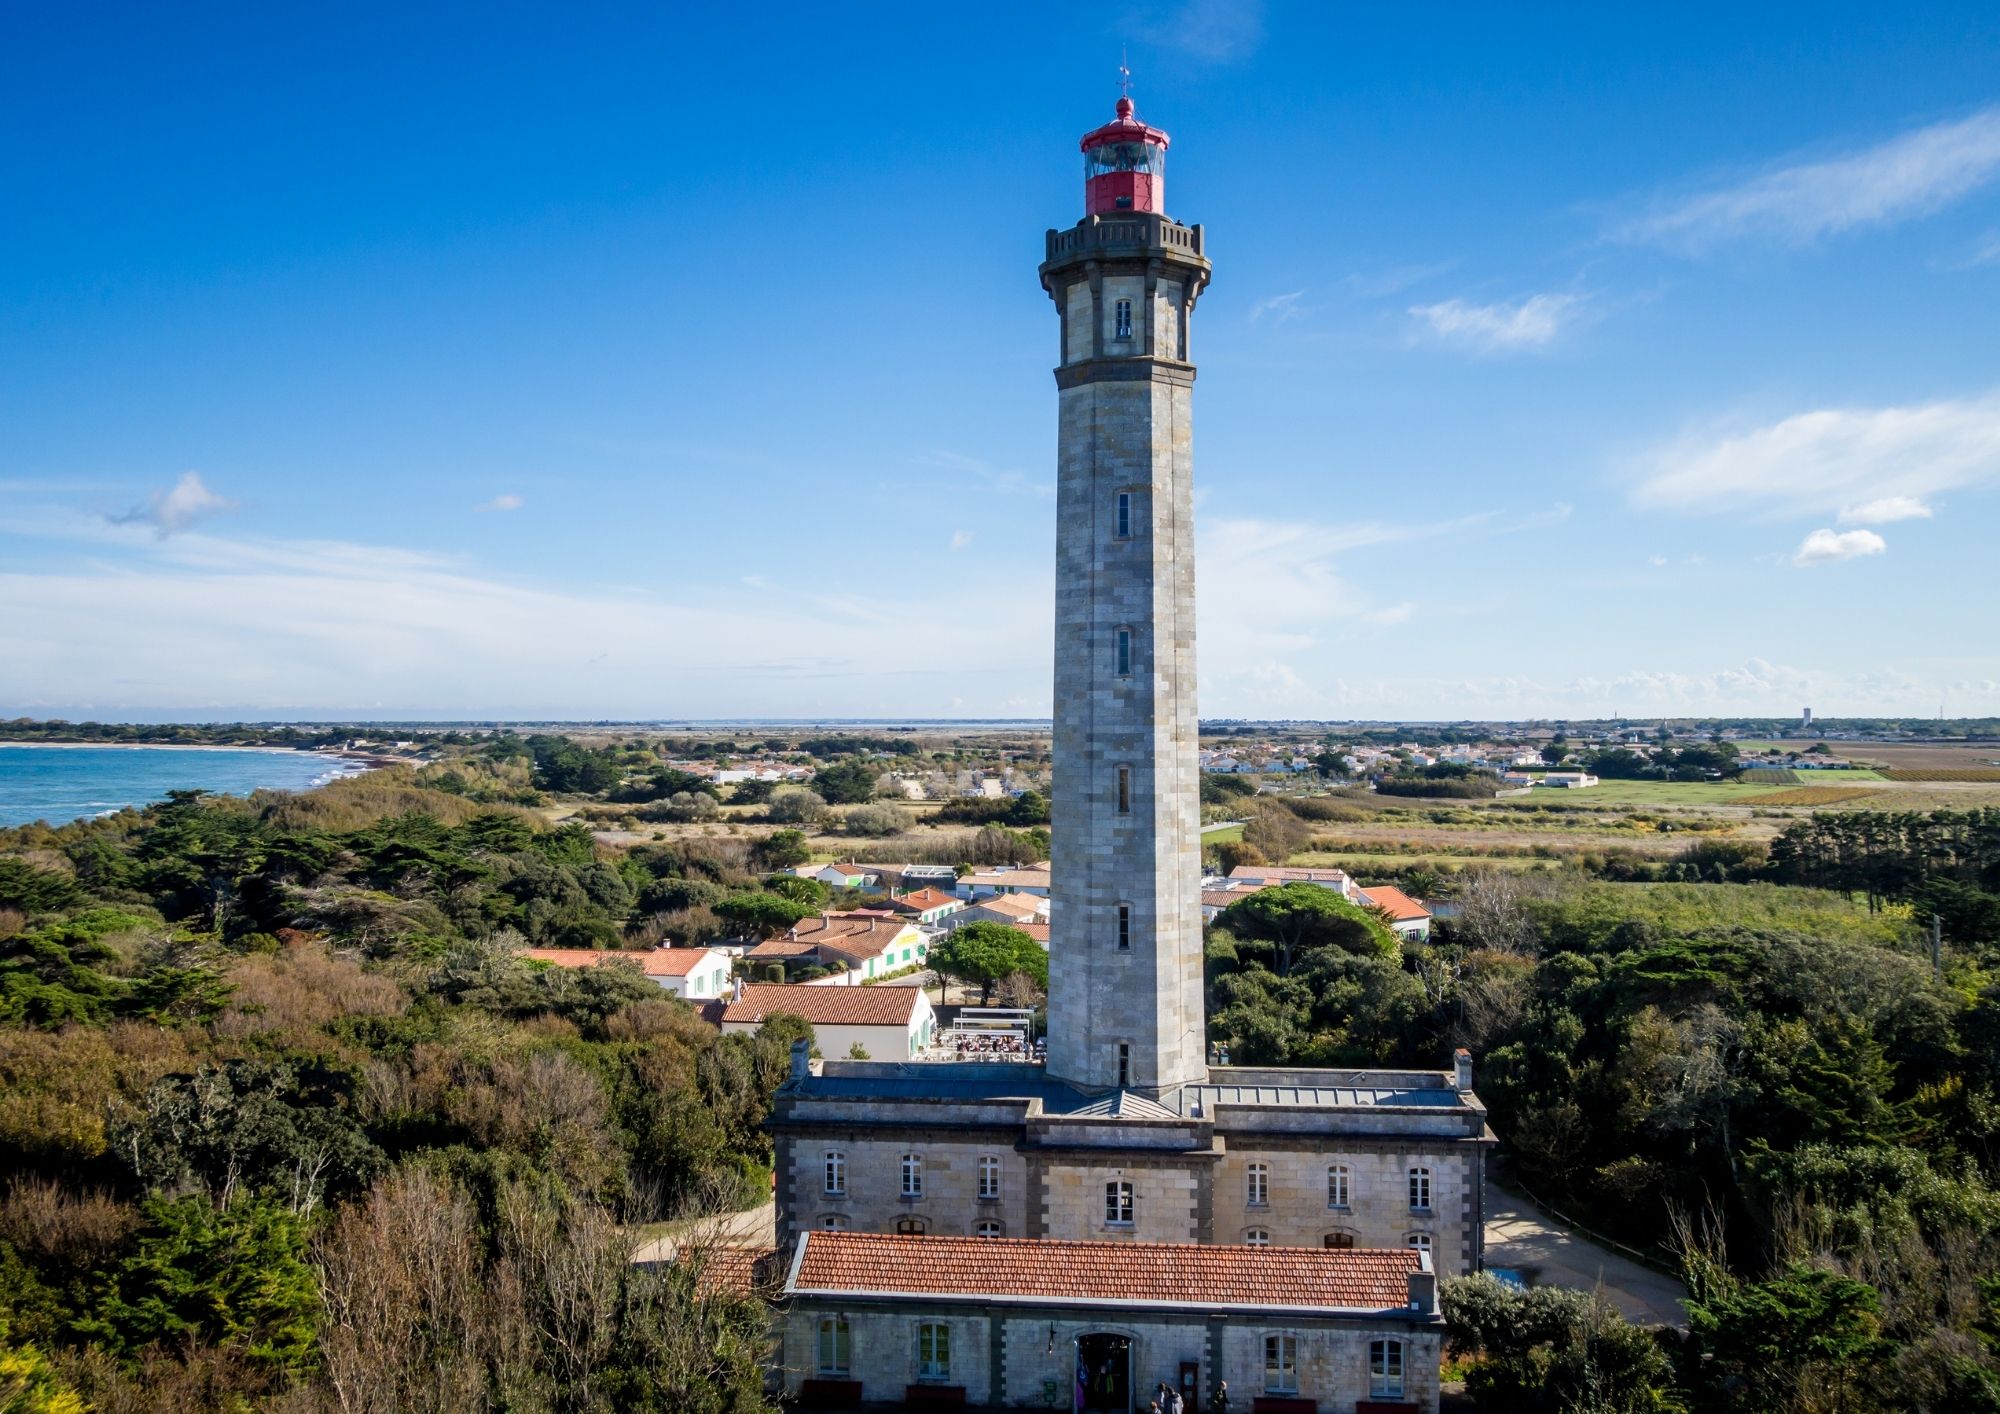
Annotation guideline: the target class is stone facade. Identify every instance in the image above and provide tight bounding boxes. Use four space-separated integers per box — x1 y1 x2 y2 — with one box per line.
777 1300 1443 1413
1042 210 1211 1098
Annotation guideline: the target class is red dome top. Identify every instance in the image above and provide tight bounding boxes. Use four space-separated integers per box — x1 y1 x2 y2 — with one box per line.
1079 96 1171 153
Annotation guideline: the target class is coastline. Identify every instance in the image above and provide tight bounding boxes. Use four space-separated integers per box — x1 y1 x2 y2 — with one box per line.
0 740 385 766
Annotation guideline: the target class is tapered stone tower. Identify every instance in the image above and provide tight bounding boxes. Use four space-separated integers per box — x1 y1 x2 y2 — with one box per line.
1040 97 1211 1098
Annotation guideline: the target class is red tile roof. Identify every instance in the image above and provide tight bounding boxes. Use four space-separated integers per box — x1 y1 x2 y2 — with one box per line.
885 887 961 912
693 1246 778 1297
970 893 1044 920
787 1233 1423 1314
1018 923 1049 943
1227 866 1353 883
517 946 723 977
1360 885 1432 923
716 983 924 1028
1201 887 1270 908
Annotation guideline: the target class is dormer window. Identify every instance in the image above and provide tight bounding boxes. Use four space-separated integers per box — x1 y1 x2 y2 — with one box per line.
1115 299 1133 341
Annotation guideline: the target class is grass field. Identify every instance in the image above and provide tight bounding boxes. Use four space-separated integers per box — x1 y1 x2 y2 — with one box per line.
1884 768 2000 782
1513 779 1797 806
1749 786 1884 806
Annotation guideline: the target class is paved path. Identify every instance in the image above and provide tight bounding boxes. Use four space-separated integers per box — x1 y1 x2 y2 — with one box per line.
1484 1188 1688 1327
630 1200 776 1263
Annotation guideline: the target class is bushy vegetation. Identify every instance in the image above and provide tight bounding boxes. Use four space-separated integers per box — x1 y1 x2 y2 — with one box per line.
0 783 792 1409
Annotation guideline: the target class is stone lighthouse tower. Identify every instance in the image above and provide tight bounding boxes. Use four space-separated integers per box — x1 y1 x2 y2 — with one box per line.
1040 97 1211 1098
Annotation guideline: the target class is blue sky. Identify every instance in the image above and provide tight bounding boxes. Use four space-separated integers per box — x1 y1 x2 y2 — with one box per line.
4 2 1999 721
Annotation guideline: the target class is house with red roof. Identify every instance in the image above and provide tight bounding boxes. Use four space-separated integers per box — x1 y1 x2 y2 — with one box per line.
1356 885 1434 942
706 982 936 1060
516 944 735 1001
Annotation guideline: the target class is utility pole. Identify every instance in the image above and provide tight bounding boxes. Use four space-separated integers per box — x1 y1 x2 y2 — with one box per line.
1931 913 1943 977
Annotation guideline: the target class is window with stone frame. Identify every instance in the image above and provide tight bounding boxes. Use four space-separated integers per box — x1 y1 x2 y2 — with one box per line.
1406 1231 1432 1255
818 1316 851 1375
1408 1166 1432 1211
975 1220 1003 1238
1116 903 1132 950
895 1216 927 1235
1117 1043 1131 1088
820 1214 848 1231
978 1155 1001 1200
1264 1333 1298 1394
1115 626 1133 676
1246 1162 1269 1207
1115 298 1133 341
1327 1164 1350 1209
1116 765 1132 814
1245 1228 1270 1246
1370 1339 1405 1398
901 1153 923 1198
1323 1231 1355 1249
1105 1180 1135 1226
1115 491 1134 538
823 1150 845 1196
916 1322 951 1382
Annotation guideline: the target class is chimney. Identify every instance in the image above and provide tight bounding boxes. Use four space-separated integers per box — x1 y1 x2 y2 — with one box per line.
1408 1268 1439 1316
789 1038 810 1082
1453 1047 1473 1093
732 975 746 1004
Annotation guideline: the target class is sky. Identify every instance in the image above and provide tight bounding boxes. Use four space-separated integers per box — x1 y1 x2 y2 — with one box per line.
3 2 1999 723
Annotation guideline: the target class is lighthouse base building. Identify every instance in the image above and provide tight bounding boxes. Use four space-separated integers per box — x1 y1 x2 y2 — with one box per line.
759 96 1491 1414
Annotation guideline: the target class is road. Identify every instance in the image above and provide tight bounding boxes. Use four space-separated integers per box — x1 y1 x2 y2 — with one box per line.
1483 1189 1689 1327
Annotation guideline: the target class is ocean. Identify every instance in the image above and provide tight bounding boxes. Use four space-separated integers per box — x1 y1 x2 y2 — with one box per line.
0 745 366 828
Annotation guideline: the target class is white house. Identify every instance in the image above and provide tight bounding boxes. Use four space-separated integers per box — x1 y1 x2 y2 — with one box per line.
955 868 1052 900
711 983 937 1060
1356 885 1435 942
809 863 880 890
515 944 736 1001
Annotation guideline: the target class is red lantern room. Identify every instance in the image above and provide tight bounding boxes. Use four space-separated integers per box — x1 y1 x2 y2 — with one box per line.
1080 96 1169 216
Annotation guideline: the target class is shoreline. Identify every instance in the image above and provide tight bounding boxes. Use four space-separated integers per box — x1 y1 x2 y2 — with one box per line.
0 740 377 763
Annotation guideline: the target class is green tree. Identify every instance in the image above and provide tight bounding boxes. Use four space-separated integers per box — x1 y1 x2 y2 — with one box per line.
810 760 880 805
1215 883 1399 975
929 923 1048 1004
84 1195 320 1375
752 828 811 869
1684 1264 1888 1413
713 893 814 940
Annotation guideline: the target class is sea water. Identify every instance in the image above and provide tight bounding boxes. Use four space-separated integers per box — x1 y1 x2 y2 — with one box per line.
0 745 365 827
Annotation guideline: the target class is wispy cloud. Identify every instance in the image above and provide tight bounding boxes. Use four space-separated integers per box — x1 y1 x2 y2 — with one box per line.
1341 262 1456 300
949 530 972 550
1633 392 2000 519
478 493 525 512
913 450 1053 500
1614 107 2000 252
1839 495 1933 525
1248 290 1306 323
107 471 238 537
1792 527 1886 566
1407 293 1586 353
1144 0 1264 61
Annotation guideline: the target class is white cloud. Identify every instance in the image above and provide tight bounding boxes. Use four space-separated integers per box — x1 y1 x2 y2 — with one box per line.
1634 392 2000 519
1146 0 1264 61
1792 527 1887 566
1838 495 1933 524
1648 554 1670 567
479 493 525 512
1408 293 1584 353
950 530 972 550
1248 290 1306 323
1615 107 2000 251
108 471 237 536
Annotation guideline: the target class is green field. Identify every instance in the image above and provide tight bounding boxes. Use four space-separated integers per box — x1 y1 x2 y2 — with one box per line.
1498 779 1798 806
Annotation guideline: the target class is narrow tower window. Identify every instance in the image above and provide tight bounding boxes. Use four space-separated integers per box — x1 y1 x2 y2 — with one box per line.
1116 904 1131 951
1115 298 1133 340
1116 766 1132 815
1117 1043 1131 1087
901 1153 923 1198
1115 491 1133 538
1115 627 1133 676
978 1155 1001 1200
1247 1162 1269 1207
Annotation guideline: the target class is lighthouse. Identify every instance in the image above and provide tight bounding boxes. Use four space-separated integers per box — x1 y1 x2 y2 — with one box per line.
1039 96 1212 1098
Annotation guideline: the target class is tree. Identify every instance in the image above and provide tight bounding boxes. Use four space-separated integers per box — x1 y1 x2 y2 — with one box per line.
752 828 811 870
763 788 828 826
712 893 814 939
843 804 911 838
810 760 880 805
1215 883 1399 975
1684 1264 1889 1412
929 923 1048 1004
763 874 830 908
1442 1273 1678 1413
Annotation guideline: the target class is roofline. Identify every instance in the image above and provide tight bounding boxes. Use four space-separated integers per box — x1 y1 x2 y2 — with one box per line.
782 1284 1435 1323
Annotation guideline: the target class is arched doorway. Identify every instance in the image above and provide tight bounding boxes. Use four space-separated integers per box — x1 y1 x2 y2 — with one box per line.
1076 1332 1131 1412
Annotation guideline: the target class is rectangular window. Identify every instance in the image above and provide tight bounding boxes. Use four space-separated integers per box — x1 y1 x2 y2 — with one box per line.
820 1214 848 1231
1264 1334 1297 1394
1117 1043 1131 1088
1407 1232 1432 1255
1116 766 1131 815
1247 1163 1269 1207
1115 298 1133 340
917 1323 951 1382
1116 491 1132 538
1106 1181 1134 1225
818 1317 851 1375
1409 1166 1432 1211
1116 904 1131 951
901 1153 923 1198
1327 1165 1349 1209
824 1151 845 1197
1369 1339 1405 1398
978 1155 1001 1200
1246 1228 1270 1246
1115 626 1132 676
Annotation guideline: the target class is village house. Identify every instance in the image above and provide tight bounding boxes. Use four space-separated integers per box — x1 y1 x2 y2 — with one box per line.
943 891 1052 931
708 983 937 1061
956 867 1053 901
876 887 965 926
768 912 929 981
804 862 881 891
515 944 736 1001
